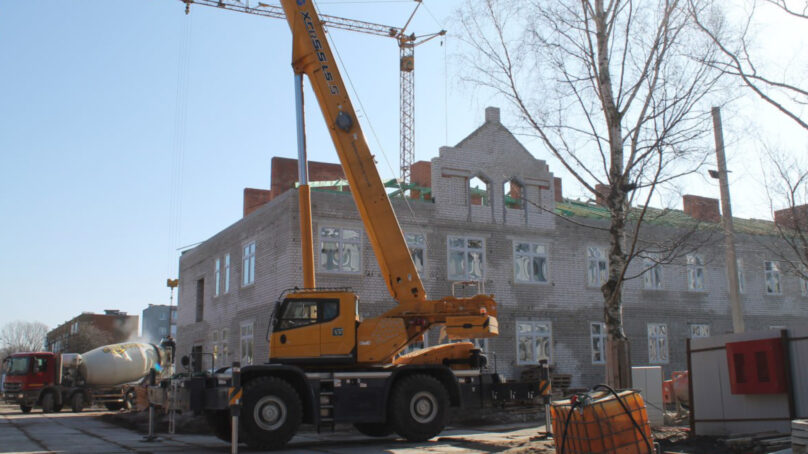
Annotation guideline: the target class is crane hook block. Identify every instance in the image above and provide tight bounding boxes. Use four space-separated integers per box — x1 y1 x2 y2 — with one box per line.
336 111 353 132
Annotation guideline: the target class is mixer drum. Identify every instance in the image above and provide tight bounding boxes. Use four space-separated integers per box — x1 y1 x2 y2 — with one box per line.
79 342 161 386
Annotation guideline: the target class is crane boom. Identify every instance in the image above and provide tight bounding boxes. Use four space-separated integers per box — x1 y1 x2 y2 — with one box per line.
281 0 426 304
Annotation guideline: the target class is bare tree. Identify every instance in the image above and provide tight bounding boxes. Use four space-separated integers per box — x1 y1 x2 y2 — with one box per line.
67 325 116 354
0 321 49 358
691 1 808 285
760 145 808 284
691 0 808 131
458 0 721 387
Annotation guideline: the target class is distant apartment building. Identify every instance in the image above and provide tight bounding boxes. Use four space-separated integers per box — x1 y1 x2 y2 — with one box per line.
46 310 138 354
142 304 177 343
174 107 808 385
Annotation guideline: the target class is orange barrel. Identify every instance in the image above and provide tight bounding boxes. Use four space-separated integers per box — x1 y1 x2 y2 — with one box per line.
550 389 653 454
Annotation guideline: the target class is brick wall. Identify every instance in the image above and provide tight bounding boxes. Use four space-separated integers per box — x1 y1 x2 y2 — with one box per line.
683 194 721 223
774 204 808 230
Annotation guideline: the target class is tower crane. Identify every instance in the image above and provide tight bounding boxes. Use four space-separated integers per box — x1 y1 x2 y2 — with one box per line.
180 0 445 184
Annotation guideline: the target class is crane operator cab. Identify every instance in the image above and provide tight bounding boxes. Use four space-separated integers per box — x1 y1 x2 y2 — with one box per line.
269 290 359 366
268 288 499 369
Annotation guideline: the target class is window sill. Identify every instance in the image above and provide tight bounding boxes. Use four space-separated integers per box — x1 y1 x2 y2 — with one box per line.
317 270 362 276
241 282 255 289
514 280 551 286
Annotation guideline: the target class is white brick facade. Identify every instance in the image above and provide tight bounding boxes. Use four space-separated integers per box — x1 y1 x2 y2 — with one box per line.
176 107 808 387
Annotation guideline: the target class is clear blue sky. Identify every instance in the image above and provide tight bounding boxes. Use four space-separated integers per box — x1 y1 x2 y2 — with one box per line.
1 0 805 331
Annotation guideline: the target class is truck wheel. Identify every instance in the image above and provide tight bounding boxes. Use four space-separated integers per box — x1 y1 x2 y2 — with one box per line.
54 404 63 412
241 377 302 450
389 374 449 442
70 393 85 413
20 405 32 414
354 422 394 437
41 392 56 413
205 410 232 442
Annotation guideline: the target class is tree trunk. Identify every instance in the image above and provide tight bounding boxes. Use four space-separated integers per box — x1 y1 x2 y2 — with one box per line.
603 187 632 389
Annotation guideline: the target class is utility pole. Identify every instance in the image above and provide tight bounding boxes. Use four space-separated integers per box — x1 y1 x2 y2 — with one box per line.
712 107 745 333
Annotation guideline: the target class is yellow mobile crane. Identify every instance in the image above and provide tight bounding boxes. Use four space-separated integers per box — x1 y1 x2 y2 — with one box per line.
154 1 547 450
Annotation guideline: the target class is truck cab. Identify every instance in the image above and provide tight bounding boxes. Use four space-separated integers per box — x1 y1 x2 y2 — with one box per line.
1 352 58 413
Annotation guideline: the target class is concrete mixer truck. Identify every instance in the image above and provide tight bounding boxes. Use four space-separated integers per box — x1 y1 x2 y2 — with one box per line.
1 341 173 413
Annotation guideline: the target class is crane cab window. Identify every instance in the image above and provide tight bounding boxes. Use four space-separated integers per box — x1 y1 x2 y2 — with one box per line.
277 299 339 331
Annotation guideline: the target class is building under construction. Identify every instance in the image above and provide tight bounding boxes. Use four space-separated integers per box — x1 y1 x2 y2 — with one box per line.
174 106 808 386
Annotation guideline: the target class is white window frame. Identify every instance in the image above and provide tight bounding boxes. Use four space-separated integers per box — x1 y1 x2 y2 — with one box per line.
242 242 256 286
590 322 606 364
689 323 710 338
642 256 663 290
764 261 782 295
405 232 426 275
647 323 669 364
224 253 231 293
220 328 229 366
516 320 553 365
214 258 221 296
587 246 608 287
240 321 254 365
687 254 705 291
736 259 745 294
513 241 549 284
211 329 219 365
447 235 486 281
319 226 362 274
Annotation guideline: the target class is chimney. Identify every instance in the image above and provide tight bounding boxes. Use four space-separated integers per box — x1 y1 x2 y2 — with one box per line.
595 184 610 206
554 177 563 202
243 188 273 218
410 160 432 200
683 195 721 223
485 106 500 124
774 204 808 230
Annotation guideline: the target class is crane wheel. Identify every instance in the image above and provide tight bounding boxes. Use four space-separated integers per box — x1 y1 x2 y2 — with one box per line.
354 422 394 437
41 392 56 413
242 376 302 450
205 410 232 442
389 374 449 442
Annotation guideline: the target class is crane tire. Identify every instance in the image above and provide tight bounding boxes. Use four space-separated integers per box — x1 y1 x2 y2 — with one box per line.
389 374 449 442
241 376 302 450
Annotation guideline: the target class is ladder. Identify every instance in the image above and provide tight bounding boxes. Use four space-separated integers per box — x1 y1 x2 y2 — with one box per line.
317 380 336 433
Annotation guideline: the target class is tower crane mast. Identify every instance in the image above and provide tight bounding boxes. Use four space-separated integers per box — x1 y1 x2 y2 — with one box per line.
181 0 445 184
